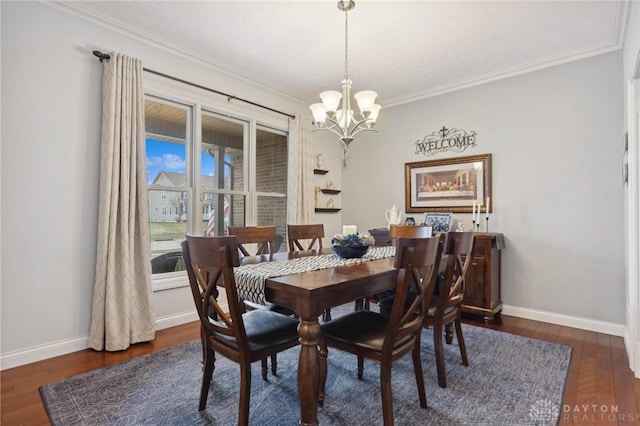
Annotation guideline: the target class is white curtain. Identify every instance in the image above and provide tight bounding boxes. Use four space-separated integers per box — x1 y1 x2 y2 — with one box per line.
287 114 315 225
88 53 156 351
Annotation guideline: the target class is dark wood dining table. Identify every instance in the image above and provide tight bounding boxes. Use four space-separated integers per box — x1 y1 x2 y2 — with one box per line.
241 248 398 426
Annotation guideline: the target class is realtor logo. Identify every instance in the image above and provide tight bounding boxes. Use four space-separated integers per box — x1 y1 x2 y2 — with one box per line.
529 399 559 425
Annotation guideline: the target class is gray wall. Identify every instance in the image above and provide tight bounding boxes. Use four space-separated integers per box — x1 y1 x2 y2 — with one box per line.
342 51 625 325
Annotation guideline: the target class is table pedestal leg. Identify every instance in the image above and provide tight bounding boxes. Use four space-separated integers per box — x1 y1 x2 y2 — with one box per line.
297 319 320 426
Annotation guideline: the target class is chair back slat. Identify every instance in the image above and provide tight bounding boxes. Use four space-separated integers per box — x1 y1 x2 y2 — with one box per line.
287 224 324 252
228 225 277 256
438 232 474 312
183 235 250 350
384 236 442 353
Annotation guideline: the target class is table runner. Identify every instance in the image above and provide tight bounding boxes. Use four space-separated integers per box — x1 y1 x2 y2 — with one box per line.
234 246 396 304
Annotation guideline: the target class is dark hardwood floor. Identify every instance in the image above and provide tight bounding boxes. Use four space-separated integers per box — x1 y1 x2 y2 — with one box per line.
2 314 639 425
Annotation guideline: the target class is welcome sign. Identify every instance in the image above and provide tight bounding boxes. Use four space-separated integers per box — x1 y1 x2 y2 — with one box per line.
415 126 477 156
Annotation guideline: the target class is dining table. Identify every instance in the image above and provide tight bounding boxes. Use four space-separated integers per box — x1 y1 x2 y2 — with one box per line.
237 247 399 426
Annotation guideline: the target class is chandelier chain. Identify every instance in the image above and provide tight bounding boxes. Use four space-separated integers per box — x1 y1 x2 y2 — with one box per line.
344 5 349 82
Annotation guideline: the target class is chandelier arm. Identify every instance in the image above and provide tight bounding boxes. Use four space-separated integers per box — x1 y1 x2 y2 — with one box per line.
323 117 347 136
349 126 378 139
311 125 348 140
347 117 375 134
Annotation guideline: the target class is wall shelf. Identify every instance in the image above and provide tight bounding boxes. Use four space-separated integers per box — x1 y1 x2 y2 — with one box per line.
314 169 329 175
315 208 341 213
320 188 341 194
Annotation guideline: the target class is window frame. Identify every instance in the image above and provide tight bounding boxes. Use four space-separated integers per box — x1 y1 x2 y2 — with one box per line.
144 78 290 292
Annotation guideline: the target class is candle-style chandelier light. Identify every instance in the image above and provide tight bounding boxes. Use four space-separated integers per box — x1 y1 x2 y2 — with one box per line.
309 0 380 167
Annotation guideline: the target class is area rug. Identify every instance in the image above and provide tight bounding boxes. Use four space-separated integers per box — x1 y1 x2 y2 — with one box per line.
40 323 571 425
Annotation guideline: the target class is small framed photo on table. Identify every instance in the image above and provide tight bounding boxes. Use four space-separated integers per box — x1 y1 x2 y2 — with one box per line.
405 153 492 213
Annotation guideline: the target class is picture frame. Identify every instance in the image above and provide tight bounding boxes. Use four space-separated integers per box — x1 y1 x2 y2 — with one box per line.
405 153 492 213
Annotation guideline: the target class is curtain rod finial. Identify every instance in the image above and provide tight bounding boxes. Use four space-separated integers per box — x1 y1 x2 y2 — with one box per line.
93 50 110 62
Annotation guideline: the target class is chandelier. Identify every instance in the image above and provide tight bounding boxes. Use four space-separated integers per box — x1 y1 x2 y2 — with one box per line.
309 0 380 166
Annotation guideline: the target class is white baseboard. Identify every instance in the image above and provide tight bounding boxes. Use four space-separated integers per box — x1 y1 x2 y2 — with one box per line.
502 304 625 337
0 309 201 371
154 310 199 330
0 336 90 371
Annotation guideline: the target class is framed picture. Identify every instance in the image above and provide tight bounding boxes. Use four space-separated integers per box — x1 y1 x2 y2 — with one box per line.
405 153 492 213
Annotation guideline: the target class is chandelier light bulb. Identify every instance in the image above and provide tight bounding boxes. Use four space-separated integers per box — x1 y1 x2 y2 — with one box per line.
309 103 327 126
354 90 378 113
367 104 381 125
336 109 354 129
319 91 342 114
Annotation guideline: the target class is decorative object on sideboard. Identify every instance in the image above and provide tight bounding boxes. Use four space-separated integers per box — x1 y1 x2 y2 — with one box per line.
423 212 453 232
405 153 492 214
415 126 477 157
405 217 416 226
308 0 381 167
384 204 402 229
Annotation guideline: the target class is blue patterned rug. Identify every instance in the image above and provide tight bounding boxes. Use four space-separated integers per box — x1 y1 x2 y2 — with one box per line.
40 321 570 425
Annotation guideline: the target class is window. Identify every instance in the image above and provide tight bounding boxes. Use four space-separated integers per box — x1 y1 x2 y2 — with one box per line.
145 95 288 286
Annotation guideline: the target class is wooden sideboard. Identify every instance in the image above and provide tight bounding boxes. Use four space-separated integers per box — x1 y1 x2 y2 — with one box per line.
368 229 504 322
462 233 504 322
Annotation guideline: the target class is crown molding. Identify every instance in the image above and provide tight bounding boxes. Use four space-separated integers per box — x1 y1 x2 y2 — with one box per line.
384 0 629 108
42 1 309 108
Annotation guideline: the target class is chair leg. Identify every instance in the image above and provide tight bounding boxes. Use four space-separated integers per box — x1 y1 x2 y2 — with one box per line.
261 358 268 380
238 363 252 426
433 322 447 388
454 317 469 366
318 338 328 407
199 347 215 411
357 356 364 380
322 309 332 322
412 343 428 408
271 354 278 375
445 323 454 344
380 361 394 426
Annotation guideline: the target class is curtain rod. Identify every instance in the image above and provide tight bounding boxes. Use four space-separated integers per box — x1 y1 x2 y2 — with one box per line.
92 50 296 119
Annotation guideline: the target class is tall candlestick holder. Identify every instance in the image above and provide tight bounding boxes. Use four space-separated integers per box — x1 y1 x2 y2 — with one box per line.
476 222 480 232
472 220 476 232
485 216 489 233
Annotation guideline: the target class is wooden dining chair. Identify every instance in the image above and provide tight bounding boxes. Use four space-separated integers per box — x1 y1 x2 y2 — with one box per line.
287 223 324 252
424 231 474 388
182 235 300 425
227 225 296 374
318 237 443 426
389 224 433 243
372 224 435 303
287 224 336 321
227 225 277 256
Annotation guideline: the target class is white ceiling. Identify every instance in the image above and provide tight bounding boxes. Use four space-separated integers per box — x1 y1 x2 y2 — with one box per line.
66 0 627 107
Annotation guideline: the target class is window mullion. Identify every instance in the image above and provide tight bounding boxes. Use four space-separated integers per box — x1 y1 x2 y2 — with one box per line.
192 104 202 235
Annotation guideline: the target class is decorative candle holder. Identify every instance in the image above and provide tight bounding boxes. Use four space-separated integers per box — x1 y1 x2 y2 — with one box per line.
472 220 476 232
485 216 489 233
